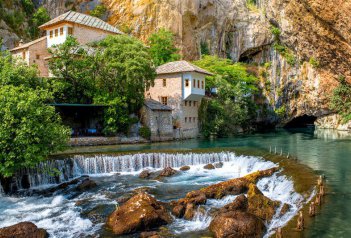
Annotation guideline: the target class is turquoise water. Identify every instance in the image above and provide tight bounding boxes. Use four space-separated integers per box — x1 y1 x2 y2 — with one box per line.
66 128 351 237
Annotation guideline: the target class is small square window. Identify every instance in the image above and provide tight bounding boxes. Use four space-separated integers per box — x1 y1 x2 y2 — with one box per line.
60 27 64 35
161 97 168 105
185 117 188 123
36 54 40 60
163 79 167 87
189 117 192 123
185 79 189 87
55 29 58 37
49 30 53 38
68 27 73 35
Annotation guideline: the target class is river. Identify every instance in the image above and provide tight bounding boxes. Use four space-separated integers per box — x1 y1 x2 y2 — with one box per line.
0 128 350 237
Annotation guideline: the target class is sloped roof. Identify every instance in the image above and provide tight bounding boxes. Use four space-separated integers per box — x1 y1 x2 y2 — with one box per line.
10 37 46 52
144 99 172 111
156 61 213 76
39 11 123 34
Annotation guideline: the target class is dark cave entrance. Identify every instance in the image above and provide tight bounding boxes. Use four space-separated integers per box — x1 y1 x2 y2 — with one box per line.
284 115 317 128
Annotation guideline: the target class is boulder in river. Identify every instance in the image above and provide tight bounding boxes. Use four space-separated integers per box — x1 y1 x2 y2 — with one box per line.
158 167 178 177
107 192 172 235
0 222 48 238
200 167 278 199
247 183 281 221
214 162 223 168
179 166 191 171
203 164 215 170
210 211 265 238
139 170 152 179
75 178 97 192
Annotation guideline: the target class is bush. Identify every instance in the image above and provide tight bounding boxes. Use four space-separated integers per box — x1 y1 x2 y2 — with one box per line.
139 126 151 139
309 57 320 68
274 105 286 118
330 76 351 123
271 26 281 41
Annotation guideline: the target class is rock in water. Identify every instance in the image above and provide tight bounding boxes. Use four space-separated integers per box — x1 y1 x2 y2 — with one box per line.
203 164 215 170
0 222 48 238
75 178 97 192
107 192 172 235
159 167 178 177
214 162 223 168
179 166 191 171
139 170 152 179
247 184 281 221
210 211 265 238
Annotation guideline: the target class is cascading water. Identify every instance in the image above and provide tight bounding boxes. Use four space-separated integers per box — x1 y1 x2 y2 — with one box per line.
10 152 274 190
0 152 306 238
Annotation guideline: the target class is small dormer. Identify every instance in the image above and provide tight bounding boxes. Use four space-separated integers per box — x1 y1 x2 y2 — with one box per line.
39 11 123 48
45 24 74 48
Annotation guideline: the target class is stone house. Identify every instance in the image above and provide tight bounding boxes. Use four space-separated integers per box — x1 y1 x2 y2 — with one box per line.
140 99 173 141
10 11 122 77
145 61 213 139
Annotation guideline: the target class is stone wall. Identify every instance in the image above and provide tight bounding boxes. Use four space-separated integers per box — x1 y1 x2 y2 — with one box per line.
69 136 148 146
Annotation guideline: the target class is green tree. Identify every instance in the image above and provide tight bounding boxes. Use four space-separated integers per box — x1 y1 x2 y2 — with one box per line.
29 7 51 38
90 4 107 19
0 52 48 89
48 36 96 104
0 86 69 177
148 28 181 66
330 76 351 122
94 35 156 134
194 55 259 137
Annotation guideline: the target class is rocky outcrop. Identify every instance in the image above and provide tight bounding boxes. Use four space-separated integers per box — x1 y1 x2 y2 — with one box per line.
0 222 48 238
315 114 351 131
200 167 278 199
155 167 178 179
107 192 172 235
210 195 265 238
210 211 265 238
179 166 190 171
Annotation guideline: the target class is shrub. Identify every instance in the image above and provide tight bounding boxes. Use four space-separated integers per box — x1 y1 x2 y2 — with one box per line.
309 57 320 68
139 126 151 139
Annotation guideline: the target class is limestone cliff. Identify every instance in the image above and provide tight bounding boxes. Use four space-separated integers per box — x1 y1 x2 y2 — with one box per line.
1 0 350 127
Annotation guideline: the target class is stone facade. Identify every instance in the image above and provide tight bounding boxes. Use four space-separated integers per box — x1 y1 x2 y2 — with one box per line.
145 62 209 139
140 100 173 141
10 37 51 77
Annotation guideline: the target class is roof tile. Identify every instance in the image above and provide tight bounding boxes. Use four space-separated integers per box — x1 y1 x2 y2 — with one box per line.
156 61 213 76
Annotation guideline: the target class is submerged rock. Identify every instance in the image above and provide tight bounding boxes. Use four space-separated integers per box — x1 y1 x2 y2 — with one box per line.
140 231 161 238
139 170 152 179
214 162 223 168
75 178 97 192
170 190 207 219
183 203 196 220
0 222 48 238
218 194 248 213
280 203 291 216
179 166 191 171
210 211 265 238
203 164 215 170
107 192 172 235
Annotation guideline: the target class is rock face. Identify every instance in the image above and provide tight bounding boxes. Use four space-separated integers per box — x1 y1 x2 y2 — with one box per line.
2 0 350 126
107 192 172 235
0 222 48 238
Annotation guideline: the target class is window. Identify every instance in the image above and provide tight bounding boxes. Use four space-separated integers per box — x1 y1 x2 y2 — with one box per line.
189 101 192 106
22 51 26 60
202 81 204 89
36 54 40 60
185 117 188 123
68 27 73 35
193 79 196 87
185 101 187 106
49 30 53 38
189 117 192 123
60 27 64 35
161 97 168 105
198 80 200 88
185 79 189 87
163 79 167 87
55 29 58 37
193 101 196 107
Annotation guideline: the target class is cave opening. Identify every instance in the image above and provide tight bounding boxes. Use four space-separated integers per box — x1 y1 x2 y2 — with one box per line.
284 115 317 128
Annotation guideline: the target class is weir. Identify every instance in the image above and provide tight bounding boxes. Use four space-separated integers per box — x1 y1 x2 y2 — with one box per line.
3 152 265 192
